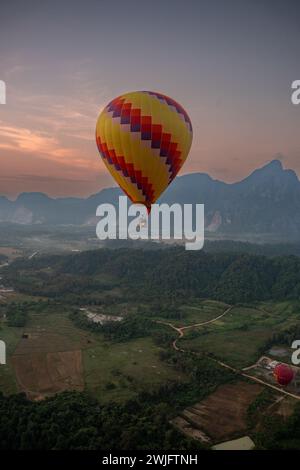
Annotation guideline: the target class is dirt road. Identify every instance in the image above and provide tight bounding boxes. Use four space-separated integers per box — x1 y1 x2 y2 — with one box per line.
157 305 233 351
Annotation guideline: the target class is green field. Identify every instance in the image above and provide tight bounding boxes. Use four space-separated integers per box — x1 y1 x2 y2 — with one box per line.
178 300 229 326
83 336 186 403
146 299 229 326
180 301 300 368
0 299 187 401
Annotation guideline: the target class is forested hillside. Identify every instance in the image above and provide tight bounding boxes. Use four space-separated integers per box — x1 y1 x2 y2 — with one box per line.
4 247 300 304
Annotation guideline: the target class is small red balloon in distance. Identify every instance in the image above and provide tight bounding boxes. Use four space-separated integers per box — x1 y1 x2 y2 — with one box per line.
274 363 294 386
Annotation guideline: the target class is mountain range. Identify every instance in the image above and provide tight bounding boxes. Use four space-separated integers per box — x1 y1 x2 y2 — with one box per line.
1 159 300 239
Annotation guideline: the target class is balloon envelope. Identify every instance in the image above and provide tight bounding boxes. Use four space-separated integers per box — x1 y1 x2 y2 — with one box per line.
274 363 294 386
95 91 193 212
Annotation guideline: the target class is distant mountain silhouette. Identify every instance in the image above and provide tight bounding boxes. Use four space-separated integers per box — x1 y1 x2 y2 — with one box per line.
1 159 300 239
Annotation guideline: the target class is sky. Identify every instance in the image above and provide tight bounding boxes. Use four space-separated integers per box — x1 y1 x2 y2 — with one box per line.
0 0 299 198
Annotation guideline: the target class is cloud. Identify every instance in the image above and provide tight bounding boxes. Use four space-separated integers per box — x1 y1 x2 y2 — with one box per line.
0 123 60 154
0 121 103 173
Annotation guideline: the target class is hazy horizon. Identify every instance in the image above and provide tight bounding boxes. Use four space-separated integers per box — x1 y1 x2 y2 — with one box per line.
0 157 296 201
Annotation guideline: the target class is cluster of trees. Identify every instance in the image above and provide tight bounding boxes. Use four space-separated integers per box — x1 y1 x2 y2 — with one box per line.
69 310 158 342
1 301 31 327
100 316 156 342
4 248 300 304
68 309 102 332
4 272 112 302
246 389 274 428
204 240 300 257
138 301 186 320
1 300 62 328
254 403 300 449
262 321 300 353
0 390 194 450
161 351 236 400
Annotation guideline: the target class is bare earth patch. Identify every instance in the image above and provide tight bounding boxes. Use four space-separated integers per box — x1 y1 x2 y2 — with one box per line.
171 416 211 444
173 381 263 443
0 247 22 260
11 350 84 400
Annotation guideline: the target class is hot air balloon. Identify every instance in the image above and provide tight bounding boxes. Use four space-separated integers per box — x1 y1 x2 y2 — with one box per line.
95 91 193 213
274 363 294 386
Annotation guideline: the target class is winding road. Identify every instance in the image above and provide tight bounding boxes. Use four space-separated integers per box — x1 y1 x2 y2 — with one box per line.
157 305 233 351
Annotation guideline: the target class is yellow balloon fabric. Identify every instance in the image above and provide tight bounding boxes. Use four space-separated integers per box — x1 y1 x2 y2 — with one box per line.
95 91 193 212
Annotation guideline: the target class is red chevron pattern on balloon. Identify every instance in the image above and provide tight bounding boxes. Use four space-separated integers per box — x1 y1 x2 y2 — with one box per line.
106 96 183 180
143 91 193 132
96 136 155 204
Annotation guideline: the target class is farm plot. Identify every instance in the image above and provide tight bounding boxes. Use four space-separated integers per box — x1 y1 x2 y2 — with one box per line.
172 381 263 443
11 350 84 400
